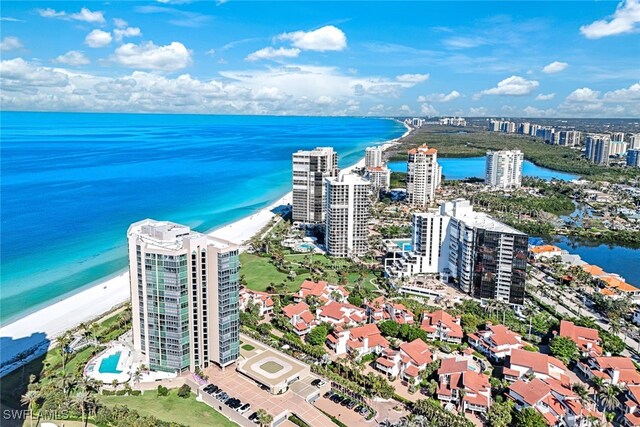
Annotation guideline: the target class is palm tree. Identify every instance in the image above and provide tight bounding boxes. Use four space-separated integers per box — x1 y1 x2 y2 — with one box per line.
571 383 591 407
599 385 620 413
73 390 92 427
56 332 72 371
20 390 39 427
133 369 142 384
256 408 273 427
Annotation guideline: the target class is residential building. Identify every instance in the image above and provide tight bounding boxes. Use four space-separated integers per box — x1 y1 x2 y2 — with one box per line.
437 357 492 414
439 117 466 127
529 244 562 261
557 130 581 147
239 288 274 317
365 166 391 192
529 124 541 137
128 219 240 372
467 324 524 362
610 140 629 156
536 127 555 143
558 320 602 358
577 356 640 386
316 301 366 326
326 323 389 357
630 134 640 150
585 134 611 165
365 146 384 168
282 301 316 336
383 302 415 324
628 149 640 168
421 310 463 344
376 338 434 381
443 199 528 305
518 122 530 135
325 173 371 257
294 280 349 304
622 385 640 427
613 132 625 142
292 147 339 223
406 145 442 207
485 150 523 190
503 349 568 382
364 295 386 322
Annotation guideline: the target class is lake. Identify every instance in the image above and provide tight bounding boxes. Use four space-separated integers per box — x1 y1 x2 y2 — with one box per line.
388 157 579 181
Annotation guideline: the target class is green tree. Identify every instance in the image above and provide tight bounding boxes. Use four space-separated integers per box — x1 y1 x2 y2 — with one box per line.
549 336 579 364
257 322 273 336
378 320 399 337
177 384 191 398
487 399 513 427
256 409 273 427
20 390 39 427
460 313 481 335
512 407 547 427
306 325 329 346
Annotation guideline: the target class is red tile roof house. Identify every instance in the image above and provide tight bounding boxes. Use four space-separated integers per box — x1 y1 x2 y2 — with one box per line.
239 288 274 316
375 338 434 381
508 377 602 426
468 323 524 362
503 349 569 383
384 302 415 325
364 296 386 322
326 323 389 359
577 356 640 386
558 320 603 358
294 280 350 304
436 357 492 414
281 301 316 336
622 385 640 427
421 310 463 344
316 301 366 327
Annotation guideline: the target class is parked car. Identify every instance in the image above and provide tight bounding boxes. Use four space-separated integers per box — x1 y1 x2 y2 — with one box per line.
248 412 258 422
323 391 333 399
354 405 363 413
332 395 344 404
340 398 352 407
359 407 369 416
346 400 357 409
217 392 228 401
238 403 251 414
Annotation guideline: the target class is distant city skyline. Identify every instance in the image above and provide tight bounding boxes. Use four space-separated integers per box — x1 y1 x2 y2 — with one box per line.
1 1 639 117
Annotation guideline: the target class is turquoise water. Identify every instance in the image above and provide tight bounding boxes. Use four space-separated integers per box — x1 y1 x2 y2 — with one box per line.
99 352 123 374
0 112 406 324
388 157 579 181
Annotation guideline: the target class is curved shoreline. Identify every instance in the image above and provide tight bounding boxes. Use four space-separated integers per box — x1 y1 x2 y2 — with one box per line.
0 119 411 373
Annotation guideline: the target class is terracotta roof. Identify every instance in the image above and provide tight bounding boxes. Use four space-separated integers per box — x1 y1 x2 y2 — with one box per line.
627 385 640 404
486 324 522 346
595 356 637 371
461 371 490 393
601 275 638 292
400 338 433 366
438 357 469 375
509 348 566 376
404 365 420 378
376 357 395 368
509 378 550 406
463 392 490 407
559 320 601 355
282 301 311 318
318 301 346 320
421 310 463 338
582 264 606 277
625 411 640 426
408 144 438 155
530 245 561 254
367 166 387 172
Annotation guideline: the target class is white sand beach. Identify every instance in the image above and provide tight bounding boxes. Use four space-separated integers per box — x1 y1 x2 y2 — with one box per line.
0 120 413 373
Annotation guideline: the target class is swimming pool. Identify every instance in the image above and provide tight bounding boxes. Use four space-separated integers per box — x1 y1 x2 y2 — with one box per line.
393 239 412 251
99 351 123 374
298 243 315 250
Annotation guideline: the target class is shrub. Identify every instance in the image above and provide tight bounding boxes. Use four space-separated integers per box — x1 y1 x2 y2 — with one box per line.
156 385 169 397
130 390 142 396
177 384 191 398
115 390 127 396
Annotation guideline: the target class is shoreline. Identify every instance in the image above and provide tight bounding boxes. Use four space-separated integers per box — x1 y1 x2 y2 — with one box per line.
0 119 412 374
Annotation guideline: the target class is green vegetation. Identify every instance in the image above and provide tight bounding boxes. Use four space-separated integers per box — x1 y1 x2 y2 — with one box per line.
241 343 255 351
411 399 474 427
549 336 580 364
512 406 548 427
239 253 310 292
378 224 412 238
390 127 640 183
472 190 574 217
487 399 514 427
389 171 407 189
99 389 236 427
306 324 329 346
288 414 311 427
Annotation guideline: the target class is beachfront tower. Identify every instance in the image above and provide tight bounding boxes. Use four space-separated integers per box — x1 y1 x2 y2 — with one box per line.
485 150 523 190
365 146 384 168
292 147 339 223
406 145 442 207
128 219 240 372
325 174 371 257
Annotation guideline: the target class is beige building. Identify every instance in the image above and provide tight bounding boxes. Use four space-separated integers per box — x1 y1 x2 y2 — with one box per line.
365 146 384 168
365 165 391 193
292 147 339 223
406 145 441 206
128 219 240 372
325 174 371 257
485 150 523 190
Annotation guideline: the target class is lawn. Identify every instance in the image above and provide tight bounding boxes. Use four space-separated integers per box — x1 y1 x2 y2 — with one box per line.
241 344 255 351
260 361 284 374
99 390 237 427
239 253 310 292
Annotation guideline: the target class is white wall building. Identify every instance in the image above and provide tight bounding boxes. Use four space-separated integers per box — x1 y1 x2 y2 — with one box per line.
585 134 611 165
557 130 581 147
365 146 384 168
365 166 391 192
407 145 441 206
325 173 371 257
629 134 640 150
292 147 339 223
485 150 523 190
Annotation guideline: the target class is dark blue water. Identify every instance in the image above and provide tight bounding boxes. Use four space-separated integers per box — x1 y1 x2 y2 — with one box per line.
530 236 639 287
0 112 405 324
388 157 579 181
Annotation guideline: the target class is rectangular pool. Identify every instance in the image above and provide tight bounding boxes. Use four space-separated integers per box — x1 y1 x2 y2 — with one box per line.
99 351 123 374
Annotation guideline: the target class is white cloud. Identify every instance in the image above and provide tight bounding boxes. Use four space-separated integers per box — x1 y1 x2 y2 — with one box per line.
417 90 460 103
602 81 640 102
0 58 69 92
37 7 105 24
400 104 413 114
420 103 438 116
580 0 640 39
205 49 216 56
0 36 23 51
1 17 25 22
443 36 487 49
558 83 640 117
535 93 556 101
477 76 539 97
542 61 568 74
114 27 142 43
523 106 557 117
85 30 112 48
468 107 489 116
245 47 301 62
54 51 90 66
278 25 347 52
112 41 192 71
395 73 429 83
113 18 128 28
566 87 600 102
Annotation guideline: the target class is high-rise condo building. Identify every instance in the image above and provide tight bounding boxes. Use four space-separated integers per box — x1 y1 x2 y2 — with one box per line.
443 200 528 306
529 124 541 137
630 134 640 150
609 141 628 157
485 150 523 190
365 146 384 168
325 174 371 257
128 219 240 372
518 122 531 135
365 166 391 193
585 134 611 165
627 149 640 168
410 211 450 274
557 130 581 147
407 145 442 206
292 147 339 223
536 127 555 143
612 132 625 142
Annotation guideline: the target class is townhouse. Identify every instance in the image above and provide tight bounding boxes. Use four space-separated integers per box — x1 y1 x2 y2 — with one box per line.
436 357 492 414
384 302 415 325
281 301 316 336
503 349 568 382
622 385 640 427
364 296 386 322
375 338 433 381
294 279 350 304
558 320 602 358
316 301 366 326
468 323 525 362
529 245 563 261
239 288 274 317
577 356 640 386
326 323 389 358
420 310 463 344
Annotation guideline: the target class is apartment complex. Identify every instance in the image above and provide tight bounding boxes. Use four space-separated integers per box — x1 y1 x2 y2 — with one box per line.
325 173 371 257
628 149 640 168
556 130 581 147
406 211 450 275
406 145 442 206
485 150 523 190
292 147 339 223
630 134 640 150
585 134 611 165
128 219 240 372
365 166 391 192
365 146 384 168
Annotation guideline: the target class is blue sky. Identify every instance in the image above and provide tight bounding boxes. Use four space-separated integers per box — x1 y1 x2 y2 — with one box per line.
1 1 639 117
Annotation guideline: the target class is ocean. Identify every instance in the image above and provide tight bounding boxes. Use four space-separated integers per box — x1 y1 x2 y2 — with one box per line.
0 112 406 324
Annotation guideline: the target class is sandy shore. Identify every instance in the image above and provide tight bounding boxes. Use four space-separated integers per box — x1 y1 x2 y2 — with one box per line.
0 119 412 374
